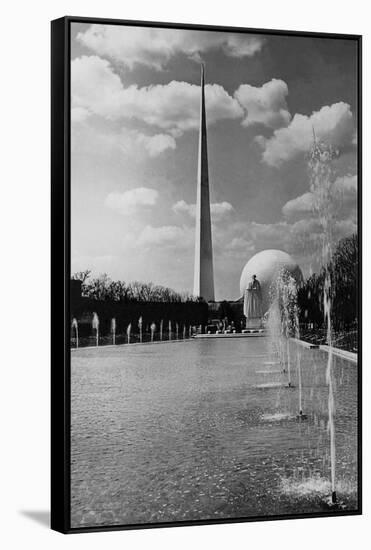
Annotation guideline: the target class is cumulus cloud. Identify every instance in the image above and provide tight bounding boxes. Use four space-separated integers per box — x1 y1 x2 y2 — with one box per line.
222 34 264 58
241 215 356 260
211 201 235 218
72 120 175 159
71 56 123 118
71 106 90 123
83 125 175 158
137 224 193 248
334 218 357 235
282 192 315 218
282 175 357 219
77 25 264 70
172 199 234 220
248 221 290 248
71 56 243 134
334 174 357 196
105 187 158 215
134 132 176 157
228 236 255 252
257 102 355 166
235 79 291 129
172 200 195 216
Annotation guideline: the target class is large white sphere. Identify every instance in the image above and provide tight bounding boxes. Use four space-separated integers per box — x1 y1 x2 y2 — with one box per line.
239 249 302 313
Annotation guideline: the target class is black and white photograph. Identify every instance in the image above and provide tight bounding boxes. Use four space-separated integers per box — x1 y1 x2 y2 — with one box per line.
56 17 360 531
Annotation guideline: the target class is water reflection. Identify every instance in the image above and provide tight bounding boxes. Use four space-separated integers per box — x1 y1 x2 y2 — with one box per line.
71 338 357 528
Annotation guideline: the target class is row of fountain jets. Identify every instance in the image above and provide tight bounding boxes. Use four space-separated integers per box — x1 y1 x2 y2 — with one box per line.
71 315 193 348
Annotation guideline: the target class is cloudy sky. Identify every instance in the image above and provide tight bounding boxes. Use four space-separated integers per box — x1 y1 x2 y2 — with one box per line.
70 23 358 300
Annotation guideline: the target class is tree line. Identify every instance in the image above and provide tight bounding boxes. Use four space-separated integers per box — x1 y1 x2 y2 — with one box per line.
298 234 358 330
71 271 201 303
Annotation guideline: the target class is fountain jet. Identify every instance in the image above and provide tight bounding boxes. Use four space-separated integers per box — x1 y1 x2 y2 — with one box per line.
72 318 79 348
111 317 116 345
92 312 99 347
150 322 156 342
309 137 338 502
138 316 143 343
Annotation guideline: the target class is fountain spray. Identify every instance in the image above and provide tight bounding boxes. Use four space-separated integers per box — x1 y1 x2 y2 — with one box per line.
275 269 298 388
72 318 79 348
297 349 303 412
267 297 284 370
176 322 179 340
309 135 338 504
92 312 99 347
168 320 172 341
160 320 163 341
283 281 292 387
183 325 186 339
286 340 292 387
295 312 307 421
111 317 116 345
127 323 132 344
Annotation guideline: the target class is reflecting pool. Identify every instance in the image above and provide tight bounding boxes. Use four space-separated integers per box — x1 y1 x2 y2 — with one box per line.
71 338 358 528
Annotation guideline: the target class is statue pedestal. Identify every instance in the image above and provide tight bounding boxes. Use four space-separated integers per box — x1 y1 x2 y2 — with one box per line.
243 285 263 331
245 317 262 329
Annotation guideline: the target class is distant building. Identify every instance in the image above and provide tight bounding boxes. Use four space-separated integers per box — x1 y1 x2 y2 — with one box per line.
240 249 303 314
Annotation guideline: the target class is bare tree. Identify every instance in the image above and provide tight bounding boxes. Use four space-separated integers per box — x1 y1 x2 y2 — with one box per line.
71 270 91 284
72 272 199 303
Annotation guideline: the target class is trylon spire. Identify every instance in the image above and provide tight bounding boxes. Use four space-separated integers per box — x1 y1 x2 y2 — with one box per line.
193 64 215 301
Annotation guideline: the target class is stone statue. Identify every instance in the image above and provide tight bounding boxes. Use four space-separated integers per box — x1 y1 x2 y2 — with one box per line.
243 275 263 328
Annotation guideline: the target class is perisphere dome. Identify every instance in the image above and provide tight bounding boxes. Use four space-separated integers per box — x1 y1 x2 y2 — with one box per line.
239 249 303 313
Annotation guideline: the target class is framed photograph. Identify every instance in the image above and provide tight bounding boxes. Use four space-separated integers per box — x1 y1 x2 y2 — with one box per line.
51 16 362 533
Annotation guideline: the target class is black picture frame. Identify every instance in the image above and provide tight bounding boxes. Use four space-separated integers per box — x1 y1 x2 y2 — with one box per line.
51 16 362 534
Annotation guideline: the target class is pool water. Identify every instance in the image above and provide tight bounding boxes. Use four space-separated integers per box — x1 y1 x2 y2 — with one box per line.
70 338 358 528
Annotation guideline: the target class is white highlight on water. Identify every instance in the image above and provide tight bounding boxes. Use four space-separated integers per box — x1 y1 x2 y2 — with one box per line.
255 382 283 389
262 412 294 422
280 476 355 498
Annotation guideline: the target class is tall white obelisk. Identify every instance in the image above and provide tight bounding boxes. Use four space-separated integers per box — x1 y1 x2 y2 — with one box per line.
193 65 215 301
